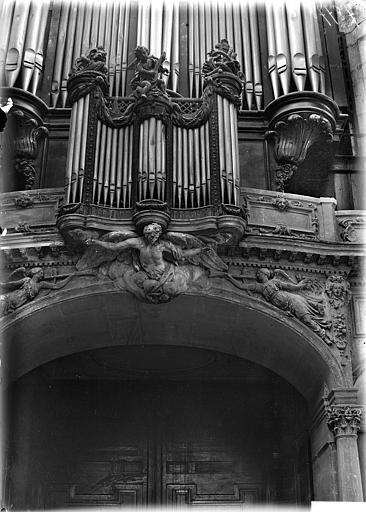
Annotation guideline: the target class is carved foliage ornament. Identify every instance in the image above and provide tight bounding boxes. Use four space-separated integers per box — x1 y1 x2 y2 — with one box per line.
325 275 352 309
327 406 363 437
10 110 48 189
266 113 334 191
325 275 351 350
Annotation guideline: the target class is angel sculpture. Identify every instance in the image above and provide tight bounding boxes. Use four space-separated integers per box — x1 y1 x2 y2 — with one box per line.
76 222 229 303
227 267 332 341
0 267 75 316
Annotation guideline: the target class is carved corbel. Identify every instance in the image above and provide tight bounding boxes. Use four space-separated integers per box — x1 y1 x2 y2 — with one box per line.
327 406 363 437
10 109 48 190
266 113 334 191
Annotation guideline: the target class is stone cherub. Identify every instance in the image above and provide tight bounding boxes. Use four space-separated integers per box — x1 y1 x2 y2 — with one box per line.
227 267 331 341
130 46 169 98
0 267 74 316
77 222 229 303
202 39 243 79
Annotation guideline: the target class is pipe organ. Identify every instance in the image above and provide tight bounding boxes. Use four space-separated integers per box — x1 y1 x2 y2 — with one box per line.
1 0 329 109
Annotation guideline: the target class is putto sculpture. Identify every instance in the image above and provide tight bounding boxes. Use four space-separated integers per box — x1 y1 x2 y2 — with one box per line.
130 46 169 98
227 267 331 341
76 222 229 304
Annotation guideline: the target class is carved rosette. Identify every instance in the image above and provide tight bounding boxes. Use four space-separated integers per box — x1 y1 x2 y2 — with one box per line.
266 113 334 191
10 110 48 189
327 406 363 437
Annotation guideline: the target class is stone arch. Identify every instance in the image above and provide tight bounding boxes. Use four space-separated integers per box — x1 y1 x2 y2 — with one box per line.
1 283 346 407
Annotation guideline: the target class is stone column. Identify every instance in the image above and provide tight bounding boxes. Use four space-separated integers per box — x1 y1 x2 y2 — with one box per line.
327 404 363 501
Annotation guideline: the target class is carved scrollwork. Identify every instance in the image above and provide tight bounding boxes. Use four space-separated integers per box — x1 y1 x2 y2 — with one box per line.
10 110 48 189
327 406 363 437
265 113 334 191
338 216 366 243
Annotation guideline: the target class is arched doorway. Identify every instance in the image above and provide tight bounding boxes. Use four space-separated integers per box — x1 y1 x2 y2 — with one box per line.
2 290 345 507
6 345 311 508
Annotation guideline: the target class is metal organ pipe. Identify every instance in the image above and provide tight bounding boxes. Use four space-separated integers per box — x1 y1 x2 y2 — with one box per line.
285 1 307 92
5 0 31 88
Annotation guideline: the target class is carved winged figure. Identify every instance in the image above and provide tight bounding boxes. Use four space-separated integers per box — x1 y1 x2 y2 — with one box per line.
227 267 331 341
77 223 229 303
0 267 74 316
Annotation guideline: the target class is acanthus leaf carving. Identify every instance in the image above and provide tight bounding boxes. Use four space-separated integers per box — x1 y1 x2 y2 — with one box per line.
265 113 334 192
327 406 363 437
10 110 48 190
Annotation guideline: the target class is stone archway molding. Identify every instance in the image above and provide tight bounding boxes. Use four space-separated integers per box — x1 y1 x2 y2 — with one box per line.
1 282 347 407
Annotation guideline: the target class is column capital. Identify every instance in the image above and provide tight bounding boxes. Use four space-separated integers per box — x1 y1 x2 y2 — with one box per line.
327 405 363 437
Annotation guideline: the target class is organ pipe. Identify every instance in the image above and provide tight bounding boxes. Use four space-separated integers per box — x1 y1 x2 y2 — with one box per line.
5 0 31 88
285 1 307 92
